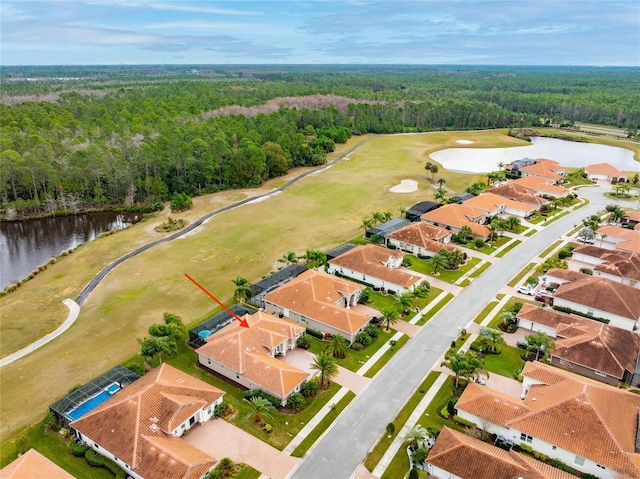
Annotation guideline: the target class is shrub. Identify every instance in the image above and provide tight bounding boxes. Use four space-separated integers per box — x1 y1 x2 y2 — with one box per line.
301 379 319 397
474 238 485 249
123 362 144 376
453 415 475 428
403 256 412 267
386 423 395 435
243 390 281 408
411 447 428 465
286 393 306 412
85 449 126 478
511 302 523 313
152 201 164 211
350 342 364 351
440 406 450 419
43 411 61 432
447 398 457 416
579 267 593 275
408 468 419 479
387 243 397 250
214 401 230 418
48 257 56 265
550 459 574 473
365 324 380 338
69 439 90 457
262 423 274 434
296 333 312 349
583 474 603 479
306 328 324 339
170 192 193 212
532 451 549 462
519 443 533 453
417 253 430 260
355 332 372 347
558 249 571 259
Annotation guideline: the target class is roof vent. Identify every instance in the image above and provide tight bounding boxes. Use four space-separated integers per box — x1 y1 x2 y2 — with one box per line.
531 397 537 401
176 378 184 383
150 424 158 432
245 347 251 352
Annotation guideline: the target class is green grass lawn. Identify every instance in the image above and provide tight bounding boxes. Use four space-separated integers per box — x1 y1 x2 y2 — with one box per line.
307 327 398 372
508 263 537 287
235 465 262 479
482 344 526 378
415 293 453 326
407 255 481 283
524 229 537 237
467 261 491 279
367 290 441 323
364 372 440 472
539 240 563 258
364 335 409 378
290 390 356 457
486 297 536 329
473 301 499 324
495 239 522 258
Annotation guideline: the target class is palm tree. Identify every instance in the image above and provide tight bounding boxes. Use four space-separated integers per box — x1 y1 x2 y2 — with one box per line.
325 334 349 359
459 225 473 241
479 326 506 353
441 350 486 389
425 161 434 180
582 214 601 231
404 425 429 450
380 305 399 332
311 351 338 387
524 331 554 361
372 211 385 226
279 251 298 266
599 233 608 247
383 211 393 222
361 217 373 232
497 161 505 171
428 254 446 275
430 164 439 180
605 203 624 223
247 396 276 423
506 215 521 231
232 276 251 304
395 292 415 316
437 177 446 188
434 188 446 203
412 280 430 299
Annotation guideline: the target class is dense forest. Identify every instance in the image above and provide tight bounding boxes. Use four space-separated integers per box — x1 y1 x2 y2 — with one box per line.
1 65 639 216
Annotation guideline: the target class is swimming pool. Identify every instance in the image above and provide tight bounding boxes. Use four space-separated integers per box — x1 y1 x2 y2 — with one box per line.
106 382 121 394
66 391 111 421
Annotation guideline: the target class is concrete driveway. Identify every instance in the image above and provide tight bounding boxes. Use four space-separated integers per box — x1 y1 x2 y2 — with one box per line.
185 419 299 479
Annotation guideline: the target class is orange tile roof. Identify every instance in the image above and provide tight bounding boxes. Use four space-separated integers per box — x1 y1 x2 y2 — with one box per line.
329 244 421 288
554 276 640 320
421 204 490 237
544 268 589 283
462 192 506 213
618 239 640 253
71 364 223 479
386 223 459 254
196 312 308 399
596 225 640 240
0 449 76 479
585 162 624 177
427 427 576 479
455 382 532 427
511 176 569 196
594 251 640 282
624 210 640 222
263 270 370 334
459 362 640 477
489 182 550 207
519 159 565 181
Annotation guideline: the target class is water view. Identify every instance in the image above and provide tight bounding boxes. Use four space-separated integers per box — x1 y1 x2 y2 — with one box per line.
0 212 140 289
430 137 639 173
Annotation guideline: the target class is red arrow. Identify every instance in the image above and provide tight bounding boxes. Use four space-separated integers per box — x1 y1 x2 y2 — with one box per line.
185 273 249 328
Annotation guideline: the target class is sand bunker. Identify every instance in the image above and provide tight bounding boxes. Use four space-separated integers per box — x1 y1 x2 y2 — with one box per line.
456 140 474 144
390 179 418 193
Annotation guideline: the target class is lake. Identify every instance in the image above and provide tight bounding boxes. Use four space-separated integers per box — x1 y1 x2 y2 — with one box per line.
429 137 639 174
0 211 140 289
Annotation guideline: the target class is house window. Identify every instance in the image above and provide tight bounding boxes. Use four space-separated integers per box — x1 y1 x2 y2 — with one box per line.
559 359 565 365
574 456 585 467
595 370 607 377
552 446 556 450
597 464 605 470
207 358 211 365
520 433 533 443
587 308 594 316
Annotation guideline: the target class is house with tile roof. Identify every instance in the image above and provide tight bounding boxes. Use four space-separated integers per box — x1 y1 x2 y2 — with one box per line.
488 182 550 210
420 204 490 240
0 449 76 479
516 304 640 386
455 362 640 479
327 244 422 294
553 276 640 331
519 158 566 182
385 222 460 258
196 311 309 405
464 192 537 218
425 427 577 479
585 163 627 183
571 247 640 288
71 363 224 479
263 269 371 344
511 176 570 198
541 268 589 289
622 210 640 229
595 225 640 253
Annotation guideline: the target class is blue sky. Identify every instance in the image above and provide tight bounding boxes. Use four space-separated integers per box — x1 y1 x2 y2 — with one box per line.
1 1 639 66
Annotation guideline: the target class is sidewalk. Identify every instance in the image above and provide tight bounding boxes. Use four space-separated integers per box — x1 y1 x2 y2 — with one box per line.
371 373 447 477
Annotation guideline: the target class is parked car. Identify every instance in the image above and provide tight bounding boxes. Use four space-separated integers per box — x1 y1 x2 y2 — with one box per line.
577 237 595 244
516 285 535 295
535 291 554 304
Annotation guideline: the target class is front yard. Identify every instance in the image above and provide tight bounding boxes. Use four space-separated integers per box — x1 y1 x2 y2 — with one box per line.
406 255 481 283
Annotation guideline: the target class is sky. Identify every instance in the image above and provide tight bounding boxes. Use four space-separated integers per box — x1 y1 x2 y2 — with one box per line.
1 1 639 66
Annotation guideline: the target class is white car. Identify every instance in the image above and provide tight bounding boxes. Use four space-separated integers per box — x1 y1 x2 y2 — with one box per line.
516 285 535 295
577 237 595 244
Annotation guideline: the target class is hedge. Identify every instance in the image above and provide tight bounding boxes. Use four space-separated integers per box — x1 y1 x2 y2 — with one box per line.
552 306 610 324
69 439 90 457
85 449 126 479
452 415 476 428
243 389 281 408
306 328 324 339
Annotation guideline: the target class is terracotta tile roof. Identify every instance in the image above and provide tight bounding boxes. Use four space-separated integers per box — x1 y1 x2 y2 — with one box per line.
594 252 640 282
596 225 640 242
488 183 550 207
71 364 223 479
544 268 589 283
624 210 640 222
618 239 640 253
511 177 569 196
386 223 459 254
427 427 576 479
421 204 490 237
554 276 640 320
572 244 628 260
517 303 575 329
585 162 624 177
0 449 76 479
329 244 422 288
196 312 308 399
455 382 532 427
263 270 370 334
519 159 565 181
462 193 506 213
459 362 640 476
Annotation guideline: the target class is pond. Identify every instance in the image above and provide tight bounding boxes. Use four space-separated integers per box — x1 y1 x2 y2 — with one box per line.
429 137 639 174
0 211 140 289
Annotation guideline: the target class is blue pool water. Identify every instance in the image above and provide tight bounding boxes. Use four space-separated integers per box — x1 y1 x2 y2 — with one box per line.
106 383 120 394
66 391 111 421
198 330 212 338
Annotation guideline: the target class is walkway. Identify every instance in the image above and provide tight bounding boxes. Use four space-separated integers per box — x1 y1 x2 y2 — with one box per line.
0 299 79 368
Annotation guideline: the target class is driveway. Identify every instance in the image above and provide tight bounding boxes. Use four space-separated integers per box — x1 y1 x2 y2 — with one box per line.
185 419 299 479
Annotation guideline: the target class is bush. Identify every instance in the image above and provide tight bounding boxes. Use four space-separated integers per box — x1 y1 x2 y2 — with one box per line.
301 379 320 397
170 192 193 212
558 249 571 259
474 238 485 249
306 328 324 339
408 468 419 479
243 390 281 408
69 439 90 457
453 415 475 428
411 447 428 465
519 443 533 453
214 401 230 418
350 342 364 351
48 257 56 265
296 333 312 349
583 474 603 479
417 253 430 260
262 423 274 434
532 451 549 462
403 256 412 267
286 393 306 412
43 411 61 432
85 449 126 478
152 201 164 211
447 398 457 416
579 267 593 275
550 459 574 473
387 243 397 250
355 332 372 347
440 406 450 419
365 324 380 338
123 362 144 376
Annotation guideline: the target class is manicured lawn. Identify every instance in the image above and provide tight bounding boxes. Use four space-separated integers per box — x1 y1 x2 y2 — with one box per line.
290 390 356 457
486 297 536 329
473 301 499 324
307 327 398 372
467 261 491 279
367 290 441 323
235 465 262 479
539 240 563 258
495 239 522 258
508 263 537 287
364 335 409 378
162 345 342 451
364 372 440 472
482 344 526 378
407 255 481 283
524 229 537 237
415 293 453 326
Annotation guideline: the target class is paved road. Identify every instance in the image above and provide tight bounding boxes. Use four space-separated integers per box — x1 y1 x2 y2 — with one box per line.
288 186 618 479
